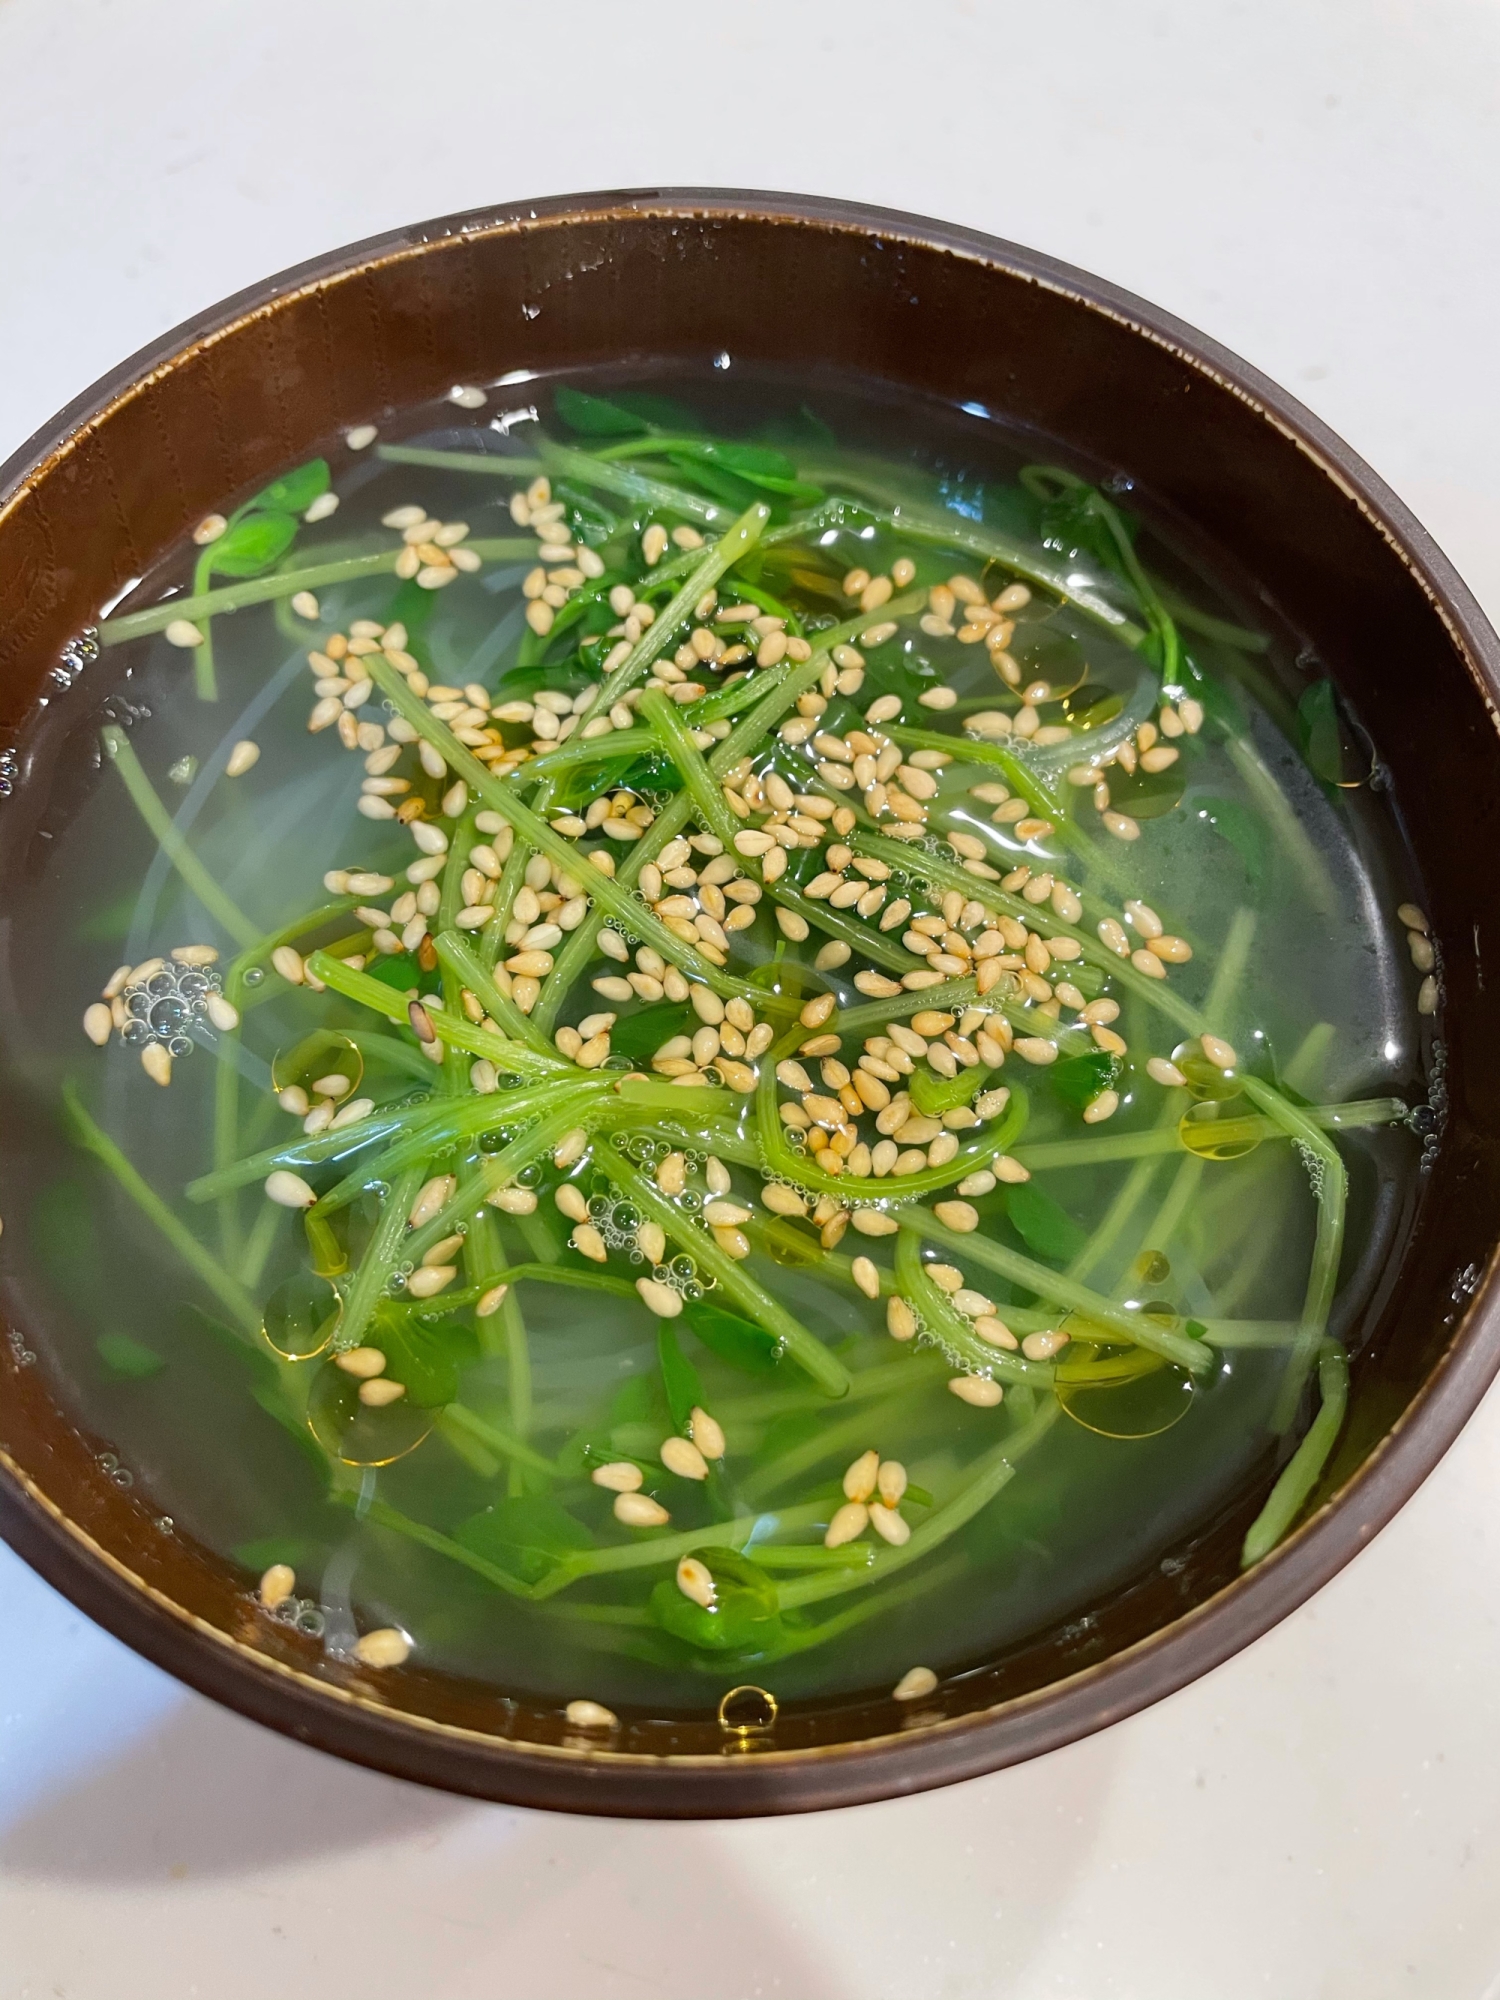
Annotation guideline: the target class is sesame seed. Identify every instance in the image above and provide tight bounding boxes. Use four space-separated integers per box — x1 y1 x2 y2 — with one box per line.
661 1436 709 1480
258 1563 295 1609
825 1501 869 1548
677 1557 716 1608
354 1628 411 1668
83 1003 112 1046
893 1666 938 1701
1147 1057 1187 1087
564 1699 617 1729
165 619 205 649
1397 902 1429 934
690 1407 726 1460
192 514 228 546
949 1374 1003 1407
345 424 378 450
869 1504 911 1545
592 1461 644 1493
1200 1034 1238 1071
1417 976 1438 1015
359 1378 407 1407
637 1277 683 1319
140 1043 172 1086
225 739 260 778
614 1490 670 1527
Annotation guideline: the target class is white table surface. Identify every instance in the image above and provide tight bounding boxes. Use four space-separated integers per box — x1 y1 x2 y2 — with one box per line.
4 2 1500 1993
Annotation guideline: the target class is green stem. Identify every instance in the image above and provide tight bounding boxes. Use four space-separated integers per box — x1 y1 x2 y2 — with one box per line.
63 1082 261 1338
900 1209 1212 1375
776 1400 1061 1609
337 1164 425 1352
1016 1097 1407 1172
534 1502 828 1599
851 830 1206 1037
594 1139 850 1396
98 540 536 645
101 727 260 947
894 1229 1055 1387
443 1400 556 1479
353 1492 540 1599
1240 1340 1349 1566
537 438 724 525
1240 1077 1349 1431
190 547 217 699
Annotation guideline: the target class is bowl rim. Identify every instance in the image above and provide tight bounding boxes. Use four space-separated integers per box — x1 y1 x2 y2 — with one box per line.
3 184 1498 1817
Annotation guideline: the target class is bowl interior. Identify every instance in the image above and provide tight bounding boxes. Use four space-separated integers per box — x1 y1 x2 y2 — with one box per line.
2 192 1497 1815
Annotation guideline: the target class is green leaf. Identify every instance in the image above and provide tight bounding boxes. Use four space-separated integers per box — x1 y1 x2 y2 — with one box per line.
684 1299 782 1376
658 1322 705 1430
208 511 298 579
665 452 761 510
1297 677 1370 787
96 1331 166 1379
370 1307 477 1409
248 459 329 517
648 1547 781 1651
610 1372 661 1424
1105 757 1186 822
1194 797 1271 893
911 1064 992 1118
607 1001 692 1062
555 386 648 436
1005 1181 1088 1263
1050 1049 1120 1113
456 1496 594 1583
233 1535 319 1573
683 441 820 501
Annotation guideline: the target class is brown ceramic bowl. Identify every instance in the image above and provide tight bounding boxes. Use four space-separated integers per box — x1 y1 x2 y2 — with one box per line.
1 190 1496 1817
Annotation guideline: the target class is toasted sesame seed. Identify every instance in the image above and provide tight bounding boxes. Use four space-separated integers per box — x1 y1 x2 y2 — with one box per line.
139 1042 172 1086
565 1699 617 1729
825 1501 869 1548
887 1295 917 1341
677 1557 716 1608
353 1627 411 1668
592 1462 644 1495
869 1504 911 1545
893 1665 938 1701
949 1374 1003 1407
661 1436 709 1480
637 1277 683 1319
476 1283 509 1318
1147 1057 1187 1087
843 1448 880 1503
258 1563 296 1609
335 1346 387 1380
690 1407 726 1460
407 1265 456 1298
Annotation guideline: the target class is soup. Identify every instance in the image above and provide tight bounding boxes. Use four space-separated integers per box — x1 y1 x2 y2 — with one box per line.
0 366 1432 1724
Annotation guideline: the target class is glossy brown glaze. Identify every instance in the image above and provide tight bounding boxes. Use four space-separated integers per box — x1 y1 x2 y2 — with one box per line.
2 191 1497 1816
